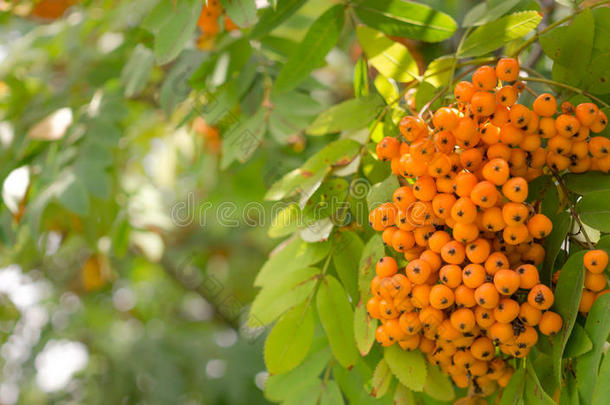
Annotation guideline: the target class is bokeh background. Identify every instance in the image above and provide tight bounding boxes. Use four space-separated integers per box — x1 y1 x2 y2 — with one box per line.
0 0 564 403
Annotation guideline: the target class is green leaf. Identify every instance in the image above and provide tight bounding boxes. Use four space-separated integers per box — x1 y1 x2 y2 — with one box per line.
457 11 542 57
576 293 610 404
577 190 610 232
153 0 202 64
499 368 525 405
265 139 362 200
251 0 307 38
584 51 610 95
462 0 521 27
353 299 377 356
564 322 593 358
565 172 610 195
274 5 345 92
593 7 610 52
255 238 330 286
354 56 370 98
551 251 586 390
353 0 456 42
249 267 320 326
302 178 349 225
541 212 570 285
371 359 393 398
415 81 442 112
356 26 419 82
268 203 301 238
316 275 359 369
264 303 315 374
121 44 155 97
332 232 364 302
423 55 456 88
367 174 398 211
306 94 384 136
593 352 610 405
394 384 415 405
220 108 267 169
424 365 454 401
374 75 399 104
78 165 111 200
283 379 323 405
358 234 385 297
524 363 555 405
55 171 89 215
384 345 427 391
320 380 344 405
219 0 257 28
264 343 331 402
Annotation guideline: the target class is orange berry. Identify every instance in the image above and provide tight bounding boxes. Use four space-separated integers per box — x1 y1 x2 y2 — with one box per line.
584 249 609 273
471 91 496 116
488 322 514 345
433 107 459 131
376 256 398 277
391 229 415 252
503 224 529 245
515 264 540 289
376 137 400 161
470 180 498 208
502 177 528 202
475 305 496 329
496 85 517 107
450 308 476 332
580 289 596 313
584 271 607 292
382 226 398 246
441 240 466 265
493 298 520 323
496 58 519 82
532 93 557 117
502 202 529 226
481 206 506 233
589 136 610 159
366 296 382 319
494 269 520 295
413 175 437 201
460 148 484 170
452 222 480 243
399 311 422 335
555 114 581 137
528 284 554 310
485 252 509 276
482 158 510 185
453 172 478 197
432 193 456 219
527 213 553 239
406 259 432 285
430 284 455 309
433 131 456 154
440 264 462 288
454 81 476 103
575 102 599 126
411 284 431 308
466 239 491 264
451 197 478 224
591 110 608 133
474 282 500 309
428 231 452 253
399 116 427 141
538 311 562 336
455 285 477 308
509 104 532 128
473 66 498 91
538 117 557 138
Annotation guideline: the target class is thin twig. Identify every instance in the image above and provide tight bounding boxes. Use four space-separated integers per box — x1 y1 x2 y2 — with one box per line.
517 76 610 107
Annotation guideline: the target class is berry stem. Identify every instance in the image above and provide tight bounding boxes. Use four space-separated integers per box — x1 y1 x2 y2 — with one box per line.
550 169 596 249
512 0 610 57
517 76 610 108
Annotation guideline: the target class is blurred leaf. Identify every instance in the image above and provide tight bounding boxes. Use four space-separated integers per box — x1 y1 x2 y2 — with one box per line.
423 55 455 88
221 108 267 169
160 50 204 115
320 380 344 405
152 0 202 64
551 251 586 391
354 56 370 98
358 234 384 297
498 368 525 405
274 5 345 93
332 231 364 302
283 379 323 405
353 0 457 42
264 303 315 374
457 11 542 57
249 266 320 326
299 218 334 243
423 365 454 401
219 0 257 28
255 238 330 286
268 203 301 238
415 81 441 111
577 190 610 232
541 212 569 285
564 322 593 358
307 94 384 136
78 164 111 200
27 108 73 140
576 293 610 404
265 139 362 200
353 299 377 357
374 75 399 104
584 51 610 94
366 174 398 211
121 44 155 97
251 0 307 38
593 7 610 52
302 178 349 224
264 342 331 402
462 0 521 27
371 359 392 398
384 345 427 391
394 384 415 405
356 26 419 82
593 352 610 405
316 275 359 369
55 171 90 215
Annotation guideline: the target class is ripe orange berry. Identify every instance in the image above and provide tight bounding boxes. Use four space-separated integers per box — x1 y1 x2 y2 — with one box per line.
515 325 538 348
519 302 542 327
496 58 519 82
376 256 397 277
432 193 457 219
502 202 529 226
382 226 397 246
433 107 459 131
453 172 478 197
488 322 514 345
589 136 610 159
575 102 599 126
450 308 476 332
493 298 520 323
503 224 529 245
474 305 495 329
399 311 422 335
429 284 455 309
474 282 500 309
584 271 607 292
580 289 596 313
455 285 477 308
413 176 437 201
406 259 432 285
433 131 456 154
527 213 553 239
591 110 608 133
375 325 392 346
379 299 398 319
453 222 480 243
466 239 491 264
471 91 496 116
451 197 478 224
420 249 442 272
376 137 400 161
584 249 609 273
481 207 506 233
440 264 462 288
532 93 557 117
499 124 525 147
528 284 554 310
428 231 452 253
538 311 563 336
391 229 415 252
385 318 407 341
515 264 540 289
411 284 431 308
502 177 528 202
454 81 476 103
463 263 487 288
473 66 498 91
392 186 416 211
555 114 581 137
509 104 532 128
470 180 498 208
494 269 521 295
399 116 427 141
419 306 444 331
482 158 510 185
460 148 484 170
366 296 382 319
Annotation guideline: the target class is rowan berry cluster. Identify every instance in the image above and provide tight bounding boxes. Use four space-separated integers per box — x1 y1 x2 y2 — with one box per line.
366 57 608 396
579 249 609 312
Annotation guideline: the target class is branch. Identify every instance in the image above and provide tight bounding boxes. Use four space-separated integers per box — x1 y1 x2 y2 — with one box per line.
517 76 610 107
